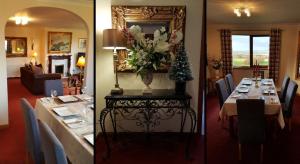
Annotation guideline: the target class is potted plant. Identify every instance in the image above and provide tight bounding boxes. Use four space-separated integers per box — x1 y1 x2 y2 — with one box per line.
210 58 223 78
169 45 193 94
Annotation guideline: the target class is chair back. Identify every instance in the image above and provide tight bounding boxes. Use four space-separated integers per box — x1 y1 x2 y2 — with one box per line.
237 99 265 144
38 120 68 164
215 79 230 109
284 81 298 118
44 79 64 97
20 98 43 164
280 75 290 102
225 74 235 93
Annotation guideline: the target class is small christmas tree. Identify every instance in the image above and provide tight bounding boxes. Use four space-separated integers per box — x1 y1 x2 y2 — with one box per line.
169 45 193 82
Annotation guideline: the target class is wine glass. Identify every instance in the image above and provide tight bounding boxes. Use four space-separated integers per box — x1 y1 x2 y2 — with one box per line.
51 89 57 98
81 86 87 95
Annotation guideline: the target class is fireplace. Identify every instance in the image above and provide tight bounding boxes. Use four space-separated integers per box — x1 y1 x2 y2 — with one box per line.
55 65 64 74
48 55 71 76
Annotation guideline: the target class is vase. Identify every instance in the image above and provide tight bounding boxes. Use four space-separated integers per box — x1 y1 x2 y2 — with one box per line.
141 70 153 94
175 81 186 94
215 69 220 78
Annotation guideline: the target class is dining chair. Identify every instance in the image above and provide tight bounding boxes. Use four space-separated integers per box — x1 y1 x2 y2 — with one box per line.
44 79 64 97
279 75 290 103
38 120 68 164
225 73 235 94
283 80 298 131
237 99 265 163
215 78 230 109
20 98 43 164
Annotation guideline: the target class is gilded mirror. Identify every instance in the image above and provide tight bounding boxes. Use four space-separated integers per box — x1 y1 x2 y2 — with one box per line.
111 5 186 72
5 37 27 57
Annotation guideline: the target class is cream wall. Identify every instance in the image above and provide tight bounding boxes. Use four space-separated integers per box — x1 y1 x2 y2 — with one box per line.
96 0 203 134
207 23 300 92
43 27 87 74
0 0 93 126
5 26 43 77
5 26 87 77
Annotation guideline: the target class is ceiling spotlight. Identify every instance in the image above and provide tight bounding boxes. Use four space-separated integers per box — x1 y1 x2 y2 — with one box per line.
14 16 29 25
234 7 251 17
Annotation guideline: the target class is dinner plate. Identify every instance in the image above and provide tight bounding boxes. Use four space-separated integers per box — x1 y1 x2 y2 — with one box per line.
237 86 249 93
242 80 252 85
83 134 94 145
52 107 79 117
57 95 79 103
263 89 275 94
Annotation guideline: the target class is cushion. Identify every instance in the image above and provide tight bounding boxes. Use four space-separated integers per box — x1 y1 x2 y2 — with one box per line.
32 65 44 75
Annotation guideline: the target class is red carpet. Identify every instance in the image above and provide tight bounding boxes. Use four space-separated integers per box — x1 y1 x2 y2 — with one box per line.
207 95 300 164
0 78 42 163
96 128 204 163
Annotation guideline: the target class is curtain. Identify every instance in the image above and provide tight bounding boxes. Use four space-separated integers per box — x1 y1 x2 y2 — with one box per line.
220 29 232 76
269 29 281 83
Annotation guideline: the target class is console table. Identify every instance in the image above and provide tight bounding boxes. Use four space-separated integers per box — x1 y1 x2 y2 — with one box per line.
99 89 196 159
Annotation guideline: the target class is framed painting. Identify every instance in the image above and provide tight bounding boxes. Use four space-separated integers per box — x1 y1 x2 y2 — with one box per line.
48 32 72 53
78 38 87 50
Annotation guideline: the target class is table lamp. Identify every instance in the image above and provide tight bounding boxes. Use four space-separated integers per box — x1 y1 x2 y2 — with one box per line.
77 56 85 83
102 29 127 94
31 52 38 65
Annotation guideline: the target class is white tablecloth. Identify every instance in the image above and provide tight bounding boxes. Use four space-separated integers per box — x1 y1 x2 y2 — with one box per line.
219 78 285 129
35 97 94 164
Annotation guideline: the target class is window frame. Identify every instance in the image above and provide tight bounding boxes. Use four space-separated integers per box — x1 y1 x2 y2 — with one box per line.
232 34 270 69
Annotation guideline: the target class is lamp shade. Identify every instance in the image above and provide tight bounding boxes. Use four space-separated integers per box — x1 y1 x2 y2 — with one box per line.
102 29 126 50
32 52 38 57
77 56 85 67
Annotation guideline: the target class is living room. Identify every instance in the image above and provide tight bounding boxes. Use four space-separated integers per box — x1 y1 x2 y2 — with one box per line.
0 0 94 163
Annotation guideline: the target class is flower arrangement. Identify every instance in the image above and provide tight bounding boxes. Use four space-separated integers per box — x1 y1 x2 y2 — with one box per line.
123 25 183 78
210 58 223 70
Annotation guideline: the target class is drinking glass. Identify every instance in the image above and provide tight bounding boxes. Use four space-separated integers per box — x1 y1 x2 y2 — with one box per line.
51 89 57 98
81 86 87 94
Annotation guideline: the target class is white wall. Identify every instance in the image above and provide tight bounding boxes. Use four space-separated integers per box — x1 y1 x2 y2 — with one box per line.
207 23 300 91
0 0 93 126
96 0 203 134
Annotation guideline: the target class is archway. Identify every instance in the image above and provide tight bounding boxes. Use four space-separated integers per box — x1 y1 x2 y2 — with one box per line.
0 6 91 162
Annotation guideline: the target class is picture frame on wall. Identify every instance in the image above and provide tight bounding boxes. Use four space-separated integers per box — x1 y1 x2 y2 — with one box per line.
78 38 87 50
48 32 72 53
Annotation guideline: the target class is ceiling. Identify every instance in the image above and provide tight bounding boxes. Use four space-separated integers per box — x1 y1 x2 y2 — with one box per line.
6 7 87 29
208 0 300 24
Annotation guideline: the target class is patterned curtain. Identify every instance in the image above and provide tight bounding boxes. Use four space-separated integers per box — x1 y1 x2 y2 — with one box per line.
220 29 232 76
269 29 281 83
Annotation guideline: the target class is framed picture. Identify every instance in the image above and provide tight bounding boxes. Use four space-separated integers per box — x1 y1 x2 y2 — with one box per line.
78 38 87 50
48 32 72 53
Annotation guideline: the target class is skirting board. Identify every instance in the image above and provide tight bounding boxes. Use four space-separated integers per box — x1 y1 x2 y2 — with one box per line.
0 124 9 130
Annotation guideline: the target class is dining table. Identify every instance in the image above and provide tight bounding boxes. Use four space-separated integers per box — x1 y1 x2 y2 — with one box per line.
219 78 285 135
35 94 94 164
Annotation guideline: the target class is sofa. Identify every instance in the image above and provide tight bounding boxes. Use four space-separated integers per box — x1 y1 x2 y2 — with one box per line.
20 66 61 95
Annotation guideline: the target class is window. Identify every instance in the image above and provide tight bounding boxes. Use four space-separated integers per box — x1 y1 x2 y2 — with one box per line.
232 35 270 68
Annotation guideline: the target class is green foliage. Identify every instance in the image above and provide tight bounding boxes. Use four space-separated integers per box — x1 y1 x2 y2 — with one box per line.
169 46 193 82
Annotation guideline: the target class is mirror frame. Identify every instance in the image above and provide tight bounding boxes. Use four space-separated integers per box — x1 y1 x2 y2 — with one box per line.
5 37 27 58
111 5 186 72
